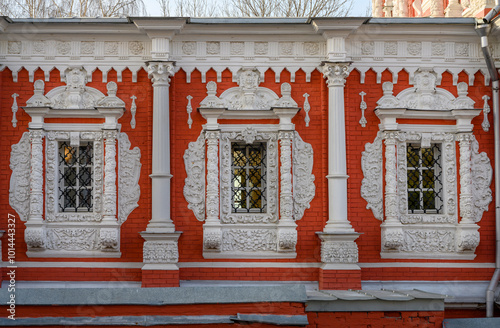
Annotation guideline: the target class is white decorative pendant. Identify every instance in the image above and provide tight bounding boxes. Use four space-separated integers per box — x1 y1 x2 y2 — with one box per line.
359 91 367 128
11 93 19 128
303 93 310 127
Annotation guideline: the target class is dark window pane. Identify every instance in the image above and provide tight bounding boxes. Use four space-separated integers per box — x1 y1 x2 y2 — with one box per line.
231 142 267 213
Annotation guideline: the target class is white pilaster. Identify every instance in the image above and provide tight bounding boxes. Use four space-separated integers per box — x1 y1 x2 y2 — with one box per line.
102 130 118 222
383 131 399 224
146 61 176 233
277 130 298 252
458 133 474 224
321 62 355 233
25 129 45 251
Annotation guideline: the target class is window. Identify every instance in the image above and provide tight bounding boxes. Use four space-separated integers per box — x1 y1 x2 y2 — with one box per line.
58 141 94 212
231 142 267 213
406 144 443 214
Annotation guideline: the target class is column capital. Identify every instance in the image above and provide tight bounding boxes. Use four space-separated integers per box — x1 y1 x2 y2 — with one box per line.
321 61 351 87
146 61 175 87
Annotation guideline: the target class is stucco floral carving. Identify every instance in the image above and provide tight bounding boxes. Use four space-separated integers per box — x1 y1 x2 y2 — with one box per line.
361 132 383 221
9 132 31 222
183 134 206 221
118 132 141 223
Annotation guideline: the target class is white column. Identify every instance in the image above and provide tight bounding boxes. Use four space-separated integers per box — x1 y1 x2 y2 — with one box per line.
25 129 46 251
146 61 175 233
102 130 118 222
322 62 355 233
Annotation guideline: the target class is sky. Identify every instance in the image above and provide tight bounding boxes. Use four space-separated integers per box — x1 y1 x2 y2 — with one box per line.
143 0 372 17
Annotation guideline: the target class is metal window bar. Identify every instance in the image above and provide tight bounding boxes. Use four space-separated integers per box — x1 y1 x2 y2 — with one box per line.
58 141 94 212
407 143 443 214
231 142 267 213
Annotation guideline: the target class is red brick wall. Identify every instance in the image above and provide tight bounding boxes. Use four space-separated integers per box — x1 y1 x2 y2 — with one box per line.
307 311 445 328
1 65 496 284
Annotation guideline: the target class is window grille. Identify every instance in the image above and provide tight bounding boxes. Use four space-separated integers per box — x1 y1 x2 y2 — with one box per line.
231 142 267 213
58 141 94 212
407 144 443 214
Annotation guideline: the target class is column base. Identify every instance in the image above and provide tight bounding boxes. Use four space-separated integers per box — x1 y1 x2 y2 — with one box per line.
319 264 361 290
140 231 181 288
317 232 361 290
142 264 180 288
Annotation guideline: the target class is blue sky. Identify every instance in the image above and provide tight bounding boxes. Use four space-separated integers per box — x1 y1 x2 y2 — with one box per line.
144 0 372 17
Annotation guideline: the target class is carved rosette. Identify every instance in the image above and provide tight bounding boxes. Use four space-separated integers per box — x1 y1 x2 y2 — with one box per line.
29 130 45 220
99 228 119 251
458 133 474 223
183 134 206 221
321 241 359 263
383 131 399 222
292 132 315 221
147 61 175 87
103 130 118 219
9 132 31 221
205 131 220 222
361 132 383 221
143 241 179 264
279 131 294 221
118 133 141 223
322 62 350 87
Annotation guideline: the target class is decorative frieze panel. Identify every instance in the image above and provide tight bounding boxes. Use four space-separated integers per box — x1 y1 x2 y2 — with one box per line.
45 228 100 251
400 228 455 253
143 241 179 264
321 241 359 264
221 229 277 252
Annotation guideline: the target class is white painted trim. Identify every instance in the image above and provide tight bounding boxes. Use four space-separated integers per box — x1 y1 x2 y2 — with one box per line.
4 261 494 269
43 123 105 131
2 281 142 289
2 261 143 268
358 262 495 268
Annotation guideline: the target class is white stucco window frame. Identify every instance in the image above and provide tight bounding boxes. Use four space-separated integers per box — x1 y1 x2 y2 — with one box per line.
8 67 141 258
183 69 315 259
